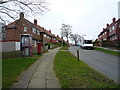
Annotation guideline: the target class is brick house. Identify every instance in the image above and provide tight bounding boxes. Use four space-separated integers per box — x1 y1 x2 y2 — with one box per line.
97 18 120 47
2 13 43 53
56 35 63 43
1 12 62 53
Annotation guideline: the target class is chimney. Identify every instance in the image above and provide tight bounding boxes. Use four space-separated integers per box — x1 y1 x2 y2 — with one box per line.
34 19 37 25
106 23 109 28
20 12 24 19
42 27 44 29
112 18 116 23
103 28 106 31
49 30 51 33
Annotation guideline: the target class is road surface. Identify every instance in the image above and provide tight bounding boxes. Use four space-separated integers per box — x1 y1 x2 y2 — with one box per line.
69 46 120 84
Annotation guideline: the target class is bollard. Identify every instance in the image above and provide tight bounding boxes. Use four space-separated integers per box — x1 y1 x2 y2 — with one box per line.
77 50 79 61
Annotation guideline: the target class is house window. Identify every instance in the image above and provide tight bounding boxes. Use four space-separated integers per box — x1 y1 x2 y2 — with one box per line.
112 26 114 30
32 27 36 34
110 25 115 32
119 24 120 28
37 30 40 35
115 35 117 40
47 35 49 38
110 28 112 32
103 38 106 41
32 39 36 47
115 35 116 40
34 40 36 47
44 34 47 37
24 26 27 32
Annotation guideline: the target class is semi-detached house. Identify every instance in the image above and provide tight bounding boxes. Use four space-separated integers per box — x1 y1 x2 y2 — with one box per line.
1 12 63 54
97 18 120 47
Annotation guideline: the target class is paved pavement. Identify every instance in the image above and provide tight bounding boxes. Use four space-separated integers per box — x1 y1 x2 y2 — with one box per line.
12 47 60 88
69 46 120 84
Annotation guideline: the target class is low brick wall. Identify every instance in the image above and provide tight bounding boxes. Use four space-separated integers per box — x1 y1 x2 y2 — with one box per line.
0 41 20 52
2 51 21 59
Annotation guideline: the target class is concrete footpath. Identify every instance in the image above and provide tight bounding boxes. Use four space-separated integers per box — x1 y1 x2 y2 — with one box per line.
12 47 60 88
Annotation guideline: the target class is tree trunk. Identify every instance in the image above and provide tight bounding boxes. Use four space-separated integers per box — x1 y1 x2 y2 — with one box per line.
66 36 69 51
75 41 77 46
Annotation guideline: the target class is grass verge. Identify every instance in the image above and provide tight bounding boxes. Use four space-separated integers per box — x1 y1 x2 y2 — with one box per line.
54 51 118 88
94 47 120 56
60 46 68 50
2 54 41 88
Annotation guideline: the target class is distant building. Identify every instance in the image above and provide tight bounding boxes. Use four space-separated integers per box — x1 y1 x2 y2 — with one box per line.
97 18 120 47
118 1 120 19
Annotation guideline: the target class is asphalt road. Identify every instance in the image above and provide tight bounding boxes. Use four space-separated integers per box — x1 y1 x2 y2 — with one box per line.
69 46 120 84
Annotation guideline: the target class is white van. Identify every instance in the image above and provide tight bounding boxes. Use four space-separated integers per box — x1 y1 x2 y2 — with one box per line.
81 40 93 49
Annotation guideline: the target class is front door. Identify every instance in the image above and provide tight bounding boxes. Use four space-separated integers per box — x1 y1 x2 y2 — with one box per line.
37 42 41 54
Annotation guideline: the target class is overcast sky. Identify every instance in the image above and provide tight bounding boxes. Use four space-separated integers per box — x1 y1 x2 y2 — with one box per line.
28 0 119 41
4 0 120 42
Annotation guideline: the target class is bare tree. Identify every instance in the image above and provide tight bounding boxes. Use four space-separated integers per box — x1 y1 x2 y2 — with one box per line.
0 0 48 22
70 33 81 45
61 24 72 44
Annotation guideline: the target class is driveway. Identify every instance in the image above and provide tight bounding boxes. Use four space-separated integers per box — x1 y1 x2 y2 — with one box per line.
69 46 120 84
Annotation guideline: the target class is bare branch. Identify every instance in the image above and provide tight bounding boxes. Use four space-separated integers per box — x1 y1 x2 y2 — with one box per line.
0 0 48 21
1 11 16 20
61 24 72 43
0 16 6 22
0 6 19 14
70 33 81 45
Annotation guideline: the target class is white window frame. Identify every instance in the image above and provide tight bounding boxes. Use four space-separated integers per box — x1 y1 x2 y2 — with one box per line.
110 28 111 32
115 35 116 40
112 26 114 30
37 30 40 35
32 27 36 34
24 26 27 32
44 34 46 37
47 35 49 38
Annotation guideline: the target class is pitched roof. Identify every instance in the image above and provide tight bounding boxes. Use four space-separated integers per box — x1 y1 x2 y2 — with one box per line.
98 18 120 37
3 18 54 37
3 20 17 28
3 16 64 41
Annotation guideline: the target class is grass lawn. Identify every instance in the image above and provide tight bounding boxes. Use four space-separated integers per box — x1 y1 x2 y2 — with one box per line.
94 47 120 56
2 54 41 88
60 46 68 50
54 51 118 88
